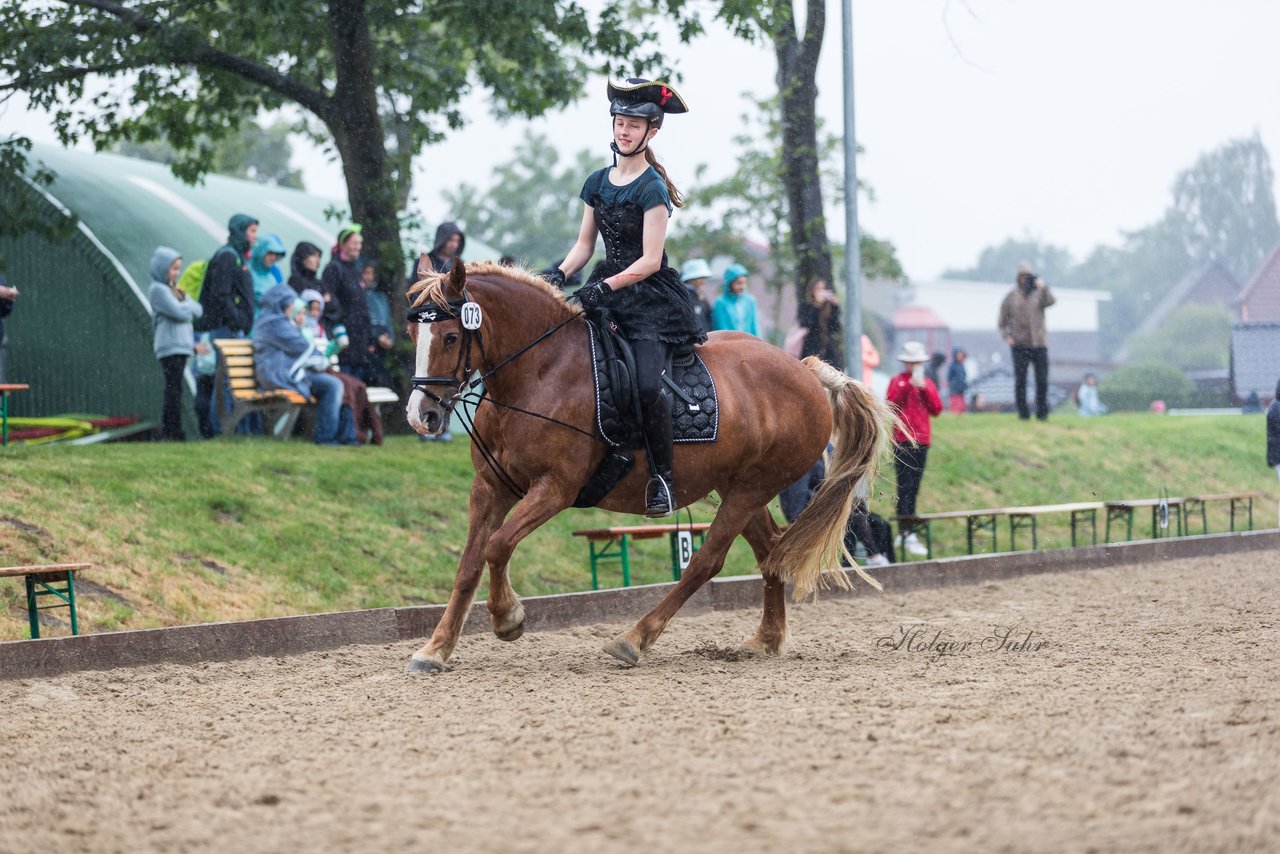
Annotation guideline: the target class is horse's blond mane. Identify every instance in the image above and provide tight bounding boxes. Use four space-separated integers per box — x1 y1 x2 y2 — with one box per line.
407 261 577 314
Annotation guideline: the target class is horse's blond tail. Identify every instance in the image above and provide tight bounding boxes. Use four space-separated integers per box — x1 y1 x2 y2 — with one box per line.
762 358 891 600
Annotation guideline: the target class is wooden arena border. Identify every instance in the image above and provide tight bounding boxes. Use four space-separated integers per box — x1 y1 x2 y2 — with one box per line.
3 529 1277 679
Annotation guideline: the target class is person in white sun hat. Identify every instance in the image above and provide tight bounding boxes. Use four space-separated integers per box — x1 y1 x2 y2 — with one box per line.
887 340 943 557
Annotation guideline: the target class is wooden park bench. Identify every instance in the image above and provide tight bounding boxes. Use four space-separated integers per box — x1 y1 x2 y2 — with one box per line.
213 338 312 438
213 339 398 439
0 382 30 446
893 508 1005 560
1005 501 1106 551
1 563 90 638
896 500 1104 559
572 523 711 589
1104 497 1187 542
1182 492 1261 534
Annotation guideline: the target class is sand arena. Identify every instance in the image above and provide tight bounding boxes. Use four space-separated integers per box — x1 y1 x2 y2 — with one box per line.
1 549 1276 851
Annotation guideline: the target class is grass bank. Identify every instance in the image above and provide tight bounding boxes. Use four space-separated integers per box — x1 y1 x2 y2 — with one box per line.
2 412 1275 639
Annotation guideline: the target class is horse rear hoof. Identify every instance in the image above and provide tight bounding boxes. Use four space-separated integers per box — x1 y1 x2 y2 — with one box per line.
406 656 448 674
495 621 525 642
603 637 640 667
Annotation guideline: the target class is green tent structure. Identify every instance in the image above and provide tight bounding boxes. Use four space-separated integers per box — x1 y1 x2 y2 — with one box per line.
0 143 498 433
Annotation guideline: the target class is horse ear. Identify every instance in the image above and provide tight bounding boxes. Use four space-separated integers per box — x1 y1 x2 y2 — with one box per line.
417 252 434 279
448 259 466 294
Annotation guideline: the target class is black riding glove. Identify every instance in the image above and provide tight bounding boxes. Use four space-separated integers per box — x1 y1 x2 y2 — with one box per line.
540 268 566 289
576 280 612 310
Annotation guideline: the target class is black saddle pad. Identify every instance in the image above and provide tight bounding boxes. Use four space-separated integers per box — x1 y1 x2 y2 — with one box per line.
586 320 718 449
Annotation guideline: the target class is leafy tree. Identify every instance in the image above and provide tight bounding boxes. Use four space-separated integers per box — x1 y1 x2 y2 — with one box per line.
0 136 76 264
719 0 834 294
0 0 699 302
1099 362 1195 411
668 95 902 300
1168 132 1280 283
441 132 597 270
942 236 1075 285
1124 303 1232 370
115 120 305 189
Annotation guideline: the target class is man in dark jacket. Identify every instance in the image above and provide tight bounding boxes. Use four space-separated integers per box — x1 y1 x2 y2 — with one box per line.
426 221 465 274
200 214 257 334
998 263 1056 421
253 284 350 444
194 214 258 436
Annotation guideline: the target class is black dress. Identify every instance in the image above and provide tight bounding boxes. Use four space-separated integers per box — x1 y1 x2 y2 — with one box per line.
580 167 706 346
798 301 844 370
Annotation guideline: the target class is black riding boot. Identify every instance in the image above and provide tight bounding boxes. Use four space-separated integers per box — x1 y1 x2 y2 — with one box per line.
642 388 676 517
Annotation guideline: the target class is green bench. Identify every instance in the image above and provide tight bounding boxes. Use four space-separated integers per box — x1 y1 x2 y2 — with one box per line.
2 563 90 638
572 524 711 589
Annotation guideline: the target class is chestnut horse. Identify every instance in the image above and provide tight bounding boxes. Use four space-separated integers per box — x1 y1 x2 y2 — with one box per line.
404 260 887 672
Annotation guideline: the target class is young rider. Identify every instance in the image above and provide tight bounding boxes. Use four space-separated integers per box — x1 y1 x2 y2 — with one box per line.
545 78 705 517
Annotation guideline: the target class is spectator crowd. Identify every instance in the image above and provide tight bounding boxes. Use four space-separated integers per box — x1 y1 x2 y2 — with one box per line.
147 213 423 445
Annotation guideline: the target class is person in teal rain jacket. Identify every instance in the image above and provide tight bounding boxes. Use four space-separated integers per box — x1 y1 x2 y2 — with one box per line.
711 263 759 336
249 233 287 309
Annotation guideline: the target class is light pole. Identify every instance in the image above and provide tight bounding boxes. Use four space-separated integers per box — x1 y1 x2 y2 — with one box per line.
840 0 863 381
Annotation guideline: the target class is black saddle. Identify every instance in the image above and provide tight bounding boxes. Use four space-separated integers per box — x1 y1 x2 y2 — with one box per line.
572 317 718 509
585 317 719 449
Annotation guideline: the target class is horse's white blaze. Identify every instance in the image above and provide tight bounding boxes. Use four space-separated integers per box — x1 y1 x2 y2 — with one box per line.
405 321 439 433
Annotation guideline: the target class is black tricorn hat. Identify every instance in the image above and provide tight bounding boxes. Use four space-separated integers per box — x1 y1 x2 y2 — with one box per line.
607 78 689 125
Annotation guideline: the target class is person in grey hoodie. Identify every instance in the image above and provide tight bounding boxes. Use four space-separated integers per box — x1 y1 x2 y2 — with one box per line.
149 246 203 441
252 283 350 444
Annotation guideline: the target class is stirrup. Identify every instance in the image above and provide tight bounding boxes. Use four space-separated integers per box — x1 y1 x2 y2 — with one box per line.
645 475 675 517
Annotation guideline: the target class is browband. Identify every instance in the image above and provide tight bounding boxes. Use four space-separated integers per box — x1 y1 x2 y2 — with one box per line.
407 298 467 324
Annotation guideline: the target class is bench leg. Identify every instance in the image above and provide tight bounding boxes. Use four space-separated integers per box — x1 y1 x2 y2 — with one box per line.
67 571 79 636
588 542 601 591
271 404 305 440
25 574 39 640
620 535 631 587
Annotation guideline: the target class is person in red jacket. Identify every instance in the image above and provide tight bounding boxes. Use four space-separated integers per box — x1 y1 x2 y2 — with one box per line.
886 340 943 556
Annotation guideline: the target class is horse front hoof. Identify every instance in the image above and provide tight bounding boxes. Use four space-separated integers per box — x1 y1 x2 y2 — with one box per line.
493 604 526 642
603 637 640 667
495 620 525 642
406 655 448 674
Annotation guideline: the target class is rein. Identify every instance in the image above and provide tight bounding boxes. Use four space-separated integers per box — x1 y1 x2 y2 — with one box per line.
408 290 595 498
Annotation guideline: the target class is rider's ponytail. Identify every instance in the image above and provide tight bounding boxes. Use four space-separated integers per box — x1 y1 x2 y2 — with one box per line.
644 147 685 209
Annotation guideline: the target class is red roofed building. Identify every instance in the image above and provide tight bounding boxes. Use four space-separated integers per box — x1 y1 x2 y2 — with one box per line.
891 305 950 355
1237 242 1280 321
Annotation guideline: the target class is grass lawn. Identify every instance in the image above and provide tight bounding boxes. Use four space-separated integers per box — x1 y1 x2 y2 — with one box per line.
2 412 1275 639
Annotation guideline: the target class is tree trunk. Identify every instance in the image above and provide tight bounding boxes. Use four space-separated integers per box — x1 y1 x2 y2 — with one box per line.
327 0 406 308
773 0 834 311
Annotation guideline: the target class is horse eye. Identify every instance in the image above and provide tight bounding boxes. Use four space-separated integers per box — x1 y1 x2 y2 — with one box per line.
444 333 460 347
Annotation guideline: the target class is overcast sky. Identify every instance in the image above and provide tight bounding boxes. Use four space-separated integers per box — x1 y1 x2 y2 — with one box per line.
4 0 1279 281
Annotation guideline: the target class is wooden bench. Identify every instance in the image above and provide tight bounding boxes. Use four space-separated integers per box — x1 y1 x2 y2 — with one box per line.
213 338 312 438
1183 492 1260 534
897 501 1105 558
1105 498 1187 542
213 339 398 440
1005 501 1105 551
572 524 711 589
1 563 90 638
894 509 1006 559
0 383 30 446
